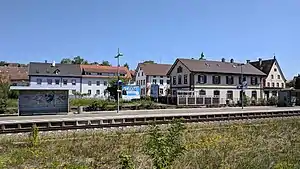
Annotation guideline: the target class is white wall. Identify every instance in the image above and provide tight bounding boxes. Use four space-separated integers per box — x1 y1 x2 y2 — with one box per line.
135 68 147 96
81 77 110 98
265 61 286 88
148 75 170 96
29 76 81 95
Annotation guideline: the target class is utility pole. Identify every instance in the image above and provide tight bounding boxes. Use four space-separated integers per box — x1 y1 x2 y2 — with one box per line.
115 48 123 113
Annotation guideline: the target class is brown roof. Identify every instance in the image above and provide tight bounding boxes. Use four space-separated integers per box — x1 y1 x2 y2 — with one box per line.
80 65 132 79
171 58 266 76
0 66 29 81
140 63 172 76
129 70 135 76
250 59 275 74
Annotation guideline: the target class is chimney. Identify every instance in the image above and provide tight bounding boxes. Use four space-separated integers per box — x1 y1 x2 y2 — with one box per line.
259 58 262 66
52 61 56 67
221 58 225 62
246 60 250 63
230 59 234 63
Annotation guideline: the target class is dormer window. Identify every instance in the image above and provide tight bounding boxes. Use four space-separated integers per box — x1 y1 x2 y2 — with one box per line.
177 66 183 73
54 69 60 75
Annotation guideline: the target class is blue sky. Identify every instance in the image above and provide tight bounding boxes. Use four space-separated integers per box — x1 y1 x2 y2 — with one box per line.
0 0 299 79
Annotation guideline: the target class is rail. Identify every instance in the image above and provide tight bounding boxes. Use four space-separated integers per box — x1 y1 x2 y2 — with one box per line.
1 108 300 134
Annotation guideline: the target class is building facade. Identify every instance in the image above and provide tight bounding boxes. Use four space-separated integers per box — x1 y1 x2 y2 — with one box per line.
250 56 286 99
167 58 266 104
28 62 132 98
135 63 171 96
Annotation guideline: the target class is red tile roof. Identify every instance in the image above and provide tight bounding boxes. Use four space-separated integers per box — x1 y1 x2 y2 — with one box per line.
0 66 29 81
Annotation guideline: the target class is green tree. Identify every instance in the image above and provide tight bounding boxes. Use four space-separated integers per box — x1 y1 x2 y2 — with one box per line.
60 58 72 64
295 75 300 89
143 60 155 64
199 52 205 60
91 62 99 65
0 61 6 66
105 78 129 100
100 60 111 66
123 63 129 69
0 74 9 114
144 119 186 169
72 56 88 64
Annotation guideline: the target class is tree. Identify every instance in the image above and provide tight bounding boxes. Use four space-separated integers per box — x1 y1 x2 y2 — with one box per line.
0 61 6 66
295 75 300 89
199 52 205 60
0 74 10 114
123 63 129 69
143 60 155 64
105 78 129 100
60 58 72 64
72 56 88 64
90 62 99 65
100 60 111 66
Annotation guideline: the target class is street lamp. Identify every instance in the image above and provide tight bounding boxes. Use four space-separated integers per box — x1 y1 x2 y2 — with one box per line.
115 48 123 113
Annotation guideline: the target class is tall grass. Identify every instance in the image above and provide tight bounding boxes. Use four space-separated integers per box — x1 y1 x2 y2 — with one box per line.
0 118 299 168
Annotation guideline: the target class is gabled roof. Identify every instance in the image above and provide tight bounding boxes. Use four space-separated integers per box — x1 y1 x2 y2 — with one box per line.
168 58 266 76
0 66 29 80
250 58 286 81
138 63 172 76
29 62 82 77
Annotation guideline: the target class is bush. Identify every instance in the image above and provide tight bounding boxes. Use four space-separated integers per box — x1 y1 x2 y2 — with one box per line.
267 96 278 106
257 98 267 106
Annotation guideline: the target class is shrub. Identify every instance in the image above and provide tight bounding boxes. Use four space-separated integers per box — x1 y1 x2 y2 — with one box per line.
144 119 186 169
267 96 278 106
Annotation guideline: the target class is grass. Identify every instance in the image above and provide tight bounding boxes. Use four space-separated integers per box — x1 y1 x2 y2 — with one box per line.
0 118 299 168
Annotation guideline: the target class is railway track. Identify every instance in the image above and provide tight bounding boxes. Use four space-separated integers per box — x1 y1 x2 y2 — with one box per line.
1 108 300 134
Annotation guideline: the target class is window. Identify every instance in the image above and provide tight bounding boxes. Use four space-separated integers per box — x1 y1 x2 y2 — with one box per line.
199 90 206 96
197 75 206 84
138 73 140 77
172 76 176 85
172 90 177 96
282 83 284 88
272 91 277 96
272 82 275 87
96 81 100 86
251 77 258 85
274 68 277 72
55 79 60 85
212 76 221 84
72 90 76 94
142 72 144 76
47 79 52 85
213 90 220 97
37 79 42 85
267 82 270 87
184 74 188 84
277 75 280 79
72 79 76 85
160 76 163 78
251 91 257 100
153 76 156 78
88 90 91 95
178 75 182 84
167 80 170 84
277 83 279 87
159 88 163 94
153 79 157 84
271 75 274 79
88 81 92 86
96 90 100 95
97 73 102 75
63 79 68 85
143 80 146 85
177 66 183 73
226 76 234 85
160 79 163 85
227 91 233 100
104 81 107 86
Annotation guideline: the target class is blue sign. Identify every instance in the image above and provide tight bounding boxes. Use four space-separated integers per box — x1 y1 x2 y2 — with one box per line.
122 85 141 100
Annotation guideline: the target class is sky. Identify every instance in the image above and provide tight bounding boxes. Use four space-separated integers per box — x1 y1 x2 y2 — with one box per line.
0 0 300 79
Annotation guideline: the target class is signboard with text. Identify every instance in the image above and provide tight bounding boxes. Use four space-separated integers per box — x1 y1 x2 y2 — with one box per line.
122 85 140 100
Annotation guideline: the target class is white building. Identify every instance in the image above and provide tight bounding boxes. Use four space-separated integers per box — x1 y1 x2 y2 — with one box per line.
250 56 286 99
135 63 171 97
80 65 131 98
28 62 132 97
167 58 266 104
28 62 82 95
